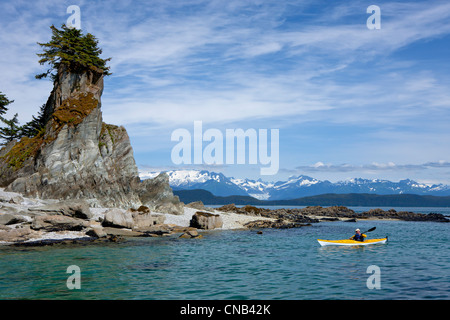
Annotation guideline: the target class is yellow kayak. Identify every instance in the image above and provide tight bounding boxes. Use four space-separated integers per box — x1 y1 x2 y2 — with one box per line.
317 237 388 247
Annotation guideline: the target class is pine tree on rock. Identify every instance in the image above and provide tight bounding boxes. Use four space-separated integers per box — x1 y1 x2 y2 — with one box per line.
36 24 111 80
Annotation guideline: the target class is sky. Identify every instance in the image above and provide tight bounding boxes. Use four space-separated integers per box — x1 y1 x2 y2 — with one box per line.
1 0 450 184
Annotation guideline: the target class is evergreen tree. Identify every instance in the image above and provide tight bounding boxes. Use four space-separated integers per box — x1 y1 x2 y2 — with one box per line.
0 113 21 145
0 92 20 145
20 104 47 138
0 91 14 117
36 24 111 80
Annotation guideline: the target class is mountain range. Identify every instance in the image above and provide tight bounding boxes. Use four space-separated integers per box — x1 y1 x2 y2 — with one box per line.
139 170 450 200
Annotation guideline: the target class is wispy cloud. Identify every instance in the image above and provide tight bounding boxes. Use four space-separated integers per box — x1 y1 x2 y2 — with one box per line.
296 161 450 173
3 0 450 126
93 0 450 128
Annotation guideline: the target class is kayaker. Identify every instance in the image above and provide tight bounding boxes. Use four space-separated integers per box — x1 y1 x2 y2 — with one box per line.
350 229 367 242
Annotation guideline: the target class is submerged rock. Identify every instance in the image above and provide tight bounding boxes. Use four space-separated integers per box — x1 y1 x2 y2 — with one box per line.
179 229 203 239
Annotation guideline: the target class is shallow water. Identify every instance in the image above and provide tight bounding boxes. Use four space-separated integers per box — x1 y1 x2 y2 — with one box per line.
0 218 449 299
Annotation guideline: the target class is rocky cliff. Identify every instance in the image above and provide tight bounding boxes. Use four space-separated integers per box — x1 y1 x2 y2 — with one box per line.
0 67 183 214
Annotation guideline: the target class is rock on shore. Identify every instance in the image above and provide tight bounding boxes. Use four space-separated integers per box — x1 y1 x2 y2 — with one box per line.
190 211 223 230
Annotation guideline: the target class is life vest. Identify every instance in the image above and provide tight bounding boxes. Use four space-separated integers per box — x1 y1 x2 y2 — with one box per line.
352 233 367 241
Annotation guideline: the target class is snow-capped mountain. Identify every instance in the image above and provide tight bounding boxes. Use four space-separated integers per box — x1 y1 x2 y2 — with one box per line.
139 169 450 200
141 170 250 197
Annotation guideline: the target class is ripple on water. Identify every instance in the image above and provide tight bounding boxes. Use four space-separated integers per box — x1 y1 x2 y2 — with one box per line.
0 219 449 299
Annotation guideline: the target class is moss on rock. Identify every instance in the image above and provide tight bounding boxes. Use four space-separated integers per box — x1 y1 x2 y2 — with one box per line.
52 92 98 129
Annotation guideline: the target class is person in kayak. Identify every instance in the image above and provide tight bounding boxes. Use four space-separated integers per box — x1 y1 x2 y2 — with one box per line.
350 229 367 241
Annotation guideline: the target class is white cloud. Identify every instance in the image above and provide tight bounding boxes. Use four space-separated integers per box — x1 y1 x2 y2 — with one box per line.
296 161 450 173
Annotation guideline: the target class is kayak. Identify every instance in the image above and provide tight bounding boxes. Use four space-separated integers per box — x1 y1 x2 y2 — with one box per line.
317 237 388 247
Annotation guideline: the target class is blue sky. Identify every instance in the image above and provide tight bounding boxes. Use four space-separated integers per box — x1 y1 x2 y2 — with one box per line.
1 0 450 183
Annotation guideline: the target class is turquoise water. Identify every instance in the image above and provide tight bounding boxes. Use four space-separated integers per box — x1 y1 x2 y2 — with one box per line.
0 208 449 300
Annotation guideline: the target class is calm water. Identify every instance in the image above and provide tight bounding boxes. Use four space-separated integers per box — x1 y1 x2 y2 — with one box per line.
0 207 449 300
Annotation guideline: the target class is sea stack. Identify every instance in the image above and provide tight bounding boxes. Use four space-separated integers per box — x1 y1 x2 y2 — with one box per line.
0 66 183 214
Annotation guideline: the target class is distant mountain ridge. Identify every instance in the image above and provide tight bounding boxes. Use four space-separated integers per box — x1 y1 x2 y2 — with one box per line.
173 189 450 207
140 169 450 200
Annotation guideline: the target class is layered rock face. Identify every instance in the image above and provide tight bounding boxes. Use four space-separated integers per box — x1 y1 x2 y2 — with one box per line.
0 67 183 213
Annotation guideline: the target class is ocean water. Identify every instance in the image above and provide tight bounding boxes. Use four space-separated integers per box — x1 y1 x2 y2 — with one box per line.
0 207 449 300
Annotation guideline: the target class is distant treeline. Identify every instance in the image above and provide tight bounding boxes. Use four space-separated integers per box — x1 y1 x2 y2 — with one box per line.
174 189 450 207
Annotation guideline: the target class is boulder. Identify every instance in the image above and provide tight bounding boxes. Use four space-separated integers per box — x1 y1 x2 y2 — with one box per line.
131 211 165 229
102 227 143 237
190 211 223 230
0 213 28 225
137 173 185 215
179 229 203 239
0 226 37 242
85 226 107 238
31 215 90 232
28 200 93 220
102 208 134 229
186 201 214 212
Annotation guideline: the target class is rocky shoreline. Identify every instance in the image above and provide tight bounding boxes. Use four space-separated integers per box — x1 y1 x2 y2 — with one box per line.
217 204 450 226
2 188 449 247
0 188 275 246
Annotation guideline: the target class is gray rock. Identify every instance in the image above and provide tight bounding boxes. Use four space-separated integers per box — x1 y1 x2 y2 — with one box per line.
9 196 23 205
186 201 206 210
179 229 203 239
102 227 143 237
190 211 223 230
138 173 185 215
0 67 141 209
132 211 165 229
186 201 214 212
31 215 90 232
85 226 107 238
0 214 28 225
0 66 183 213
0 226 37 242
102 208 134 229
28 200 93 220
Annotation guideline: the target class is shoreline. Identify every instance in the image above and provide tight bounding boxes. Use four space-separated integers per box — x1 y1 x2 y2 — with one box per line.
1 188 449 246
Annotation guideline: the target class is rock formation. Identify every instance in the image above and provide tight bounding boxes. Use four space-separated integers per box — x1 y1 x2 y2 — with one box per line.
190 211 223 230
0 66 183 213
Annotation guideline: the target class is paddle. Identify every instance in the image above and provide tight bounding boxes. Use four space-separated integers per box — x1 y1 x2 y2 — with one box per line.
361 227 376 235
